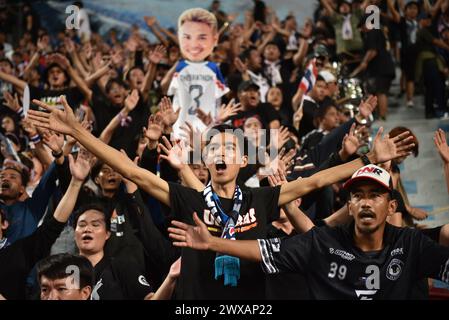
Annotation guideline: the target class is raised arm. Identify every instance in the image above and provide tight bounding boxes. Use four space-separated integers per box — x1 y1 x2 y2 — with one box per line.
321 0 336 16
169 212 262 262
278 128 415 206
268 170 314 234
144 16 170 47
434 129 449 195
27 96 171 206
54 151 92 223
141 45 166 97
50 53 93 101
158 136 205 191
99 89 140 144
149 258 181 300
0 70 27 91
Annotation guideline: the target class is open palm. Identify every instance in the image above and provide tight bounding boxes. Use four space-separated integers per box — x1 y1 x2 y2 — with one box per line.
68 151 92 181
371 127 413 163
158 136 186 170
168 212 212 250
434 129 449 164
28 96 78 136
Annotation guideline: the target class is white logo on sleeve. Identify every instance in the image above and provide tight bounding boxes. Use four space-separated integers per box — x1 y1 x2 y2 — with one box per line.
138 275 150 287
90 278 103 300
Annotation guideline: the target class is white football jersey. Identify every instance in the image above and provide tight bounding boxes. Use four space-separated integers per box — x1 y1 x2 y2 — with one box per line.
168 60 229 137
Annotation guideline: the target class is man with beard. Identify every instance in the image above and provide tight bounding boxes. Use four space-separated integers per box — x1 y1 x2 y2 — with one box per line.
169 164 449 299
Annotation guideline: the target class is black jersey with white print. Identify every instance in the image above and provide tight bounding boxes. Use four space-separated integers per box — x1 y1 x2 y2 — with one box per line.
258 222 449 299
91 255 152 300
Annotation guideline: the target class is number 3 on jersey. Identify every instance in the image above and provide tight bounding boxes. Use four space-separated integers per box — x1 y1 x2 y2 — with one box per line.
328 262 347 280
188 85 204 115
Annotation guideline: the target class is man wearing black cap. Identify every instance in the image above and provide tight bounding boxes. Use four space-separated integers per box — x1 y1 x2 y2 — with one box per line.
229 81 280 129
170 164 449 299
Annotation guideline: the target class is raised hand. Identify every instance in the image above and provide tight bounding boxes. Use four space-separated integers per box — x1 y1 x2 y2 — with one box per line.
168 212 212 250
63 37 76 54
144 16 158 27
371 127 414 164
215 99 243 124
3 91 20 112
21 118 38 137
195 108 213 126
27 96 78 136
434 129 449 164
143 113 163 144
270 126 290 151
340 123 365 160
68 149 92 182
268 168 288 187
159 96 179 127
158 136 187 171
148 45 166 65
357 95 377 120
42 131 64 153
179 121 203 151
234 57 248 74
124 89 140 112
83 42 93 60
168 258 181 280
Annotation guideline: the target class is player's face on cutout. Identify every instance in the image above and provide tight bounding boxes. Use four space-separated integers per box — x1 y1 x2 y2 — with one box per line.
178 21 218 62
348 182 396 234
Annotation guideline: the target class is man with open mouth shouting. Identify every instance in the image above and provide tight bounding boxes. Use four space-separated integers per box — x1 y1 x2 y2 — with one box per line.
27 95 414 299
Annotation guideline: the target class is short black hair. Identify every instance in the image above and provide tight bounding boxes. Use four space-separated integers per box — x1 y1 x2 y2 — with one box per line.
105 78 127 94
1 165 30 187
0 58 13 69
239 46 257 63
125 66 144 81
205 124 249 157
72 203 111 231
314 99 337 122
37 254 93 290
44 63 70 86
73 1 84 8
405 1 419 10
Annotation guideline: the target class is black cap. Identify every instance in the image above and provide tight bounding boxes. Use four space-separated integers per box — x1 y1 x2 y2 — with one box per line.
238 81 260 92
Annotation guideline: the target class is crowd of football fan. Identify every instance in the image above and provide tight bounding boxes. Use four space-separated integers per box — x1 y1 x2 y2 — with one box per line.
0 0 449 300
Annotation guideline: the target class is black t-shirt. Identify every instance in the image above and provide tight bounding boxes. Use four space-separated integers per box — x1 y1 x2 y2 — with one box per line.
298 98 319 139
363 29 395 79
230 103 280 129
259 222 449 299
91 255 153 300
265 225 310 299
169 182 281 299
29 86 84 112
90 88 150 157
0 216 65 300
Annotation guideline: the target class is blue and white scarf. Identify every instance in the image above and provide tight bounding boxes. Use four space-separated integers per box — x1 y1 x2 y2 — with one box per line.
203 182 242 286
